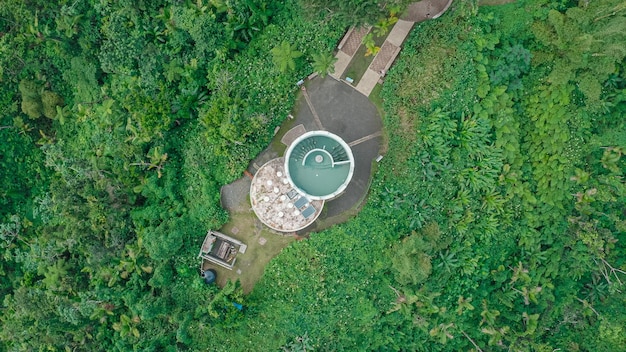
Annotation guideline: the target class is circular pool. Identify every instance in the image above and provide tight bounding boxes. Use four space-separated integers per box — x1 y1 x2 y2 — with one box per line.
284 131 354 200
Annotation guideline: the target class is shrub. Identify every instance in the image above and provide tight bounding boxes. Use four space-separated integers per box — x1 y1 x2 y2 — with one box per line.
41 91 64 119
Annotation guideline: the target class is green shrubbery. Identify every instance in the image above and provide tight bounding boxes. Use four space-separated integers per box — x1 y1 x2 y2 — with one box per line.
206 0 625 350
1 0 624 350
1 0 345 350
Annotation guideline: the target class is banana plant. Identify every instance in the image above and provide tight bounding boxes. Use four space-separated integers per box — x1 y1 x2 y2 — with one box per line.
156 6 177 33
480 325 510 346
362 33 380 56
429 322 455 344
129 147 168 178
55 13 83 38
456 296 475 315
600 146 623 173
115 236 153 281
373 15 398 37
112 314 140 338
480 300 500 326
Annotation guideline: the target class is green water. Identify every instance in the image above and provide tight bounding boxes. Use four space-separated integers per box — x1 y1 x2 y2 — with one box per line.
287 135 352 197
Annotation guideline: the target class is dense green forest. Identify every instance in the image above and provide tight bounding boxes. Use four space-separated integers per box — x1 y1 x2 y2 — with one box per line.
1 0 625 351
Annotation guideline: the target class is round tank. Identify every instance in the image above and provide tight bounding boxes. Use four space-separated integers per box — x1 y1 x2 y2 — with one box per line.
284 131 354 201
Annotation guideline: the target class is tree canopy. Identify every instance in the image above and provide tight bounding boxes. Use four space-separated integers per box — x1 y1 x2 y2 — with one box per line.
1 0 624 351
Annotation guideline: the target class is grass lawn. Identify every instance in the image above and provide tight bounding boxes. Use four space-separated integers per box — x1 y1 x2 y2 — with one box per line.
369 83 385 114
369 83 388 156
207 211 295 293
205 94 307 293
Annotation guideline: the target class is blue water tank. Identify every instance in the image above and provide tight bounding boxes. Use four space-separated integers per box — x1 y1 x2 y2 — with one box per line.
201 269 216 285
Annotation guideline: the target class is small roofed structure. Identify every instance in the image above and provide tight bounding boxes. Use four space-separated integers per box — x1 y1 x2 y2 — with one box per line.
198 231 247 270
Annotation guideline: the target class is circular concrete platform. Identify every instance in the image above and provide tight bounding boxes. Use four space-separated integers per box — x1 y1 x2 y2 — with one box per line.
250 158 324 232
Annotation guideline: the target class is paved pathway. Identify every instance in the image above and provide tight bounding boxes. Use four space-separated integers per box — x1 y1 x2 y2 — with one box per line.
340 27 371 56
348 131 383 147
301 87 325 130
280 124 306 146
370 41 400 73
354 19 414 96
331 27 371 79
334 0 453 97
332 51 352 81
385 19 415 47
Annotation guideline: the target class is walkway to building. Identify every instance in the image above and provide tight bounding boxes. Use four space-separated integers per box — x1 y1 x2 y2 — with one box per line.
332 0 453 96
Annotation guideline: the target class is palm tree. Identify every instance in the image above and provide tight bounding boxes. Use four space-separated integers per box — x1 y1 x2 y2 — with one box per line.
270 41 302 73
311 52 338 77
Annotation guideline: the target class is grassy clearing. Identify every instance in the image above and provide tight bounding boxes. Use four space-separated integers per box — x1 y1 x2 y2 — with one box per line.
382 28 466 172
369 83 389 155
342 44 370 85
369 83 385 113
382 22 475 170
394 45 455 106
209 211 295 293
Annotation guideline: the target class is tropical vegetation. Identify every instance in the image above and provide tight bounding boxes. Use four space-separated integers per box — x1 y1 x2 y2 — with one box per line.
1 0 624 351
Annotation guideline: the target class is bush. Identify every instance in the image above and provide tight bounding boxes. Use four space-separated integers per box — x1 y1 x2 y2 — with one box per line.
41 91 64 119
19 79 43 119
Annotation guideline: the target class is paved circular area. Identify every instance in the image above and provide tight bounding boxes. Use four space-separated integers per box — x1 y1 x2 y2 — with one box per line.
222 75 383 234
250 158 324 232
295 77 383 220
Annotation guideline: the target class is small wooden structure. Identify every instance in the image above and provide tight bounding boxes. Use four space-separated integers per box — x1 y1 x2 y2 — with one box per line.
198 230 247 270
